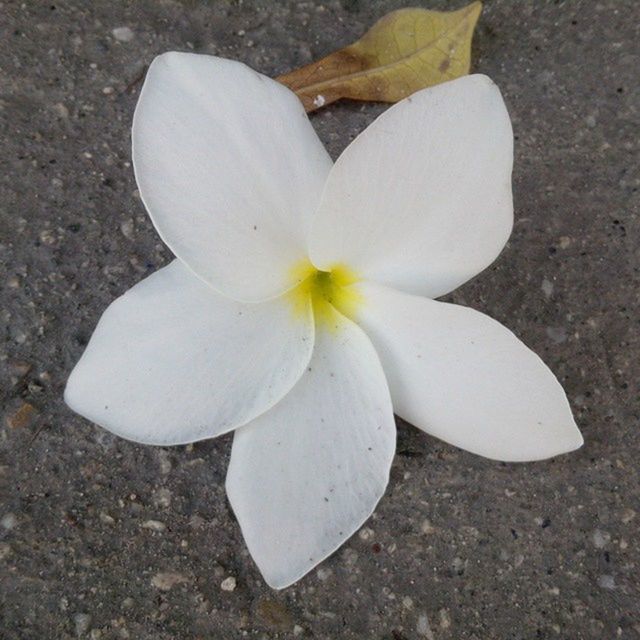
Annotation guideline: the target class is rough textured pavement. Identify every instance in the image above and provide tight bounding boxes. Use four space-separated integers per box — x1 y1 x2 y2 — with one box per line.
1 1 639 638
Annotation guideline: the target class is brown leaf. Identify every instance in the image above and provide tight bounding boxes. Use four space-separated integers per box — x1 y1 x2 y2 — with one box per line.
277 2 482 112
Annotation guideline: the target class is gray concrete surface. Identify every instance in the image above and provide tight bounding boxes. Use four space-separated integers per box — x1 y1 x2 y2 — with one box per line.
1 1 639 638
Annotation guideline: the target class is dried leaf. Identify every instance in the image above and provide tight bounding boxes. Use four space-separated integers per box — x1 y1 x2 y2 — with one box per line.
277 2 482 112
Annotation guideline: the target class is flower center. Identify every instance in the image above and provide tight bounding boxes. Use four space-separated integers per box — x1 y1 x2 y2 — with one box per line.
289 260 363 330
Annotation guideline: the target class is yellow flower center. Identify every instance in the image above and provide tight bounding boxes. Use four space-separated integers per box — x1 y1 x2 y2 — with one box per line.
288 260 363 331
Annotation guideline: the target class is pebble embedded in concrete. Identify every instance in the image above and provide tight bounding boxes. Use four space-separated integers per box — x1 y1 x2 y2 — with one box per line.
111 26 134 42
220 576 237 592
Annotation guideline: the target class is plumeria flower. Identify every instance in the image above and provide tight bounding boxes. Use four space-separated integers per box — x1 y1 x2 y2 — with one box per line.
65 52 583 589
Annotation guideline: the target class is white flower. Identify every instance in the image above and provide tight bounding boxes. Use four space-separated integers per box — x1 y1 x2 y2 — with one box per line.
65 52 583 589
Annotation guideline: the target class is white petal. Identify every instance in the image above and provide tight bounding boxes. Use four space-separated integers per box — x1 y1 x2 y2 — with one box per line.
309 75 513 299
226 313 396 589
133 52 332 302
355 282 583 462
65 260 313 445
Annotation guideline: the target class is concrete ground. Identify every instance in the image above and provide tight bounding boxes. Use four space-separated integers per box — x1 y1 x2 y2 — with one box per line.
1 0 638 638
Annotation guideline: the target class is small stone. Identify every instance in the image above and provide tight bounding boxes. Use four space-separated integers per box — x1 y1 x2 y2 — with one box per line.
1 513 18 530
358 527 374 541
152 487 172 508
53 102 69 118
141 519 166 532
342 548 359 566
598 574 615 590
27 380 44 394
621 508 635 523
6 402 37 429
546 326 567 344
151 571 188 591
439 608 451 629
120 218 134 240
220 576 236 591
293 625 304 636
416 612 435 639
541 278 554 297
112 26 135 42
39 228 56 242
402 596 414 610
156 449 172 475
121 597 134 609
0 543 11 560
74 613 92 636
316 567 332 581
592 529 610 548
558 236 572 249
421 519 435 534
452 557 466 574
99 512 115 525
